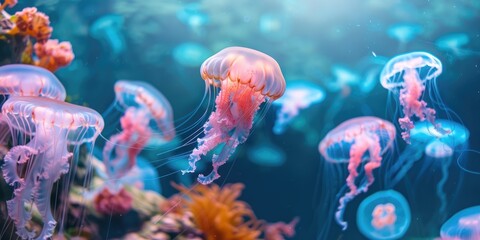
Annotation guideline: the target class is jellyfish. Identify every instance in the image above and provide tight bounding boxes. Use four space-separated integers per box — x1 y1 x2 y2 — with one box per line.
435 33 471 58
380 51 449 143
441 206 480 240
103 80 175 186
319 116 396 230
387 23 422 50
258 12 291 40
90 14 125 56
172 42 212 68
182 46 286 184
1 96 104 240
247 135 286 167
386 119 468 218
0 64 66 153
272 80 325 135
357 190 411 240
176 3 209 35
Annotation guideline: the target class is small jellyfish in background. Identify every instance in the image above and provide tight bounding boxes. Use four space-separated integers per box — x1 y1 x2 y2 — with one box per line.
247 134 286 167
380 51 449 144
441 206 480 240
319 116 396 230
1 96 104 240
258 12 291 40
357 190 411 240
435 33 473 59
90 14 126 56
103 80 175 187
176 2 209 35
172 42 212 68
272 80 325 135
387 23 422 50
182 46 286 184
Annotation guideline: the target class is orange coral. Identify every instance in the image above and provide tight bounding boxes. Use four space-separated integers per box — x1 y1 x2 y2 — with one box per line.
34 39 74 72
9 7 52 43
0 0 17 11
175 183 263 240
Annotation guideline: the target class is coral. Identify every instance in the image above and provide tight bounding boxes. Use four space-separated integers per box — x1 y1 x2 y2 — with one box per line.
0 0 17 11
264 218 299 240
93 187 133 215
174 183 263 240
9 7 52 43
33 39 74 72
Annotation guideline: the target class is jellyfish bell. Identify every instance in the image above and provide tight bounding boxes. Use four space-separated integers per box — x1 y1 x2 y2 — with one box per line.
318 116 396 231
247 140 286 167
258 12 291 40
357 190 411 240
425 140 454 159
387 23 422 44
441 206 480 239
182 46 286 184
435 33 471 58
272 80 325 134
1 96 104 240
172 42 212 68
90 14 126 56
380 51 449 144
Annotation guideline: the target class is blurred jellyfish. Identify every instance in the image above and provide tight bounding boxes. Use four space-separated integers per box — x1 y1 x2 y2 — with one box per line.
172 42 212 67
176 3 209 34
272 80 325 134
387 23 422 50
441 206 480 240
182 47 286 184
258 12 290 40
103 80 175 188
357 190 411 240
319 116 396 230
435 33 472 58
386 119 469 214
90 14 126 56
1 96 104 240
380 51 449 143
247 135 286 167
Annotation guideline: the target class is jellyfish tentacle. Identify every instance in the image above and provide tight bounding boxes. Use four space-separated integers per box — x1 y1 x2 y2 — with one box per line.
335 133 382 230
437 155 452 214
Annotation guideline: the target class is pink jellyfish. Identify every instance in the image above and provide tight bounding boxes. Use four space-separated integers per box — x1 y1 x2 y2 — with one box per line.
380 52 449 143
182 46 286 184
103 80 175 182
1 96 104 240
319 116 396 230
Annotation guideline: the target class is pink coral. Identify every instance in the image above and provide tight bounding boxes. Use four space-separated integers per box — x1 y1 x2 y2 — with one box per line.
9 7 52 43
34 39 74 72
93 187 133 215
264 218 299 240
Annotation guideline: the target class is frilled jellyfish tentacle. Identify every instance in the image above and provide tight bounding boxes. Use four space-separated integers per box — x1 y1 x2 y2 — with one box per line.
399 69 449 143
335 133 382 230
3 145 39 239
33 151 72 240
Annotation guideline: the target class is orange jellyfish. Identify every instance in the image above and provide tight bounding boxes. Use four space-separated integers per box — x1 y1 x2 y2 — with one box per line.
182 47 286 184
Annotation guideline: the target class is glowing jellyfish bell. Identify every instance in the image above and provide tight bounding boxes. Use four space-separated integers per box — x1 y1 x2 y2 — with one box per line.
1 96 104 240
90 14 126 56
387 23 422 46
319 116 396 230
441 206 480 239
435 33 471 58
380 51 449 144
172 42 212 67
357 190 411 240
182 46 286 184
272 80 325 134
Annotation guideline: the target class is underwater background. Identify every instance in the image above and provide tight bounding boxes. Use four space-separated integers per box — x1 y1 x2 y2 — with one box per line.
1 0 480 239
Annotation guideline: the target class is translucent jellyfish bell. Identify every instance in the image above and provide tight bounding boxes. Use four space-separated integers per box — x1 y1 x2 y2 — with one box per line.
387 23 422 45
357 190 411 240
441 206 480 239
172 42 212 67
176 3 209 33
258 12 290 40
319 116 396 230
247 140 286 167
0 64 66 100
380 51 448 143
182 46 286 184
272 80 325 134
435 33 471 58
327 64 360 92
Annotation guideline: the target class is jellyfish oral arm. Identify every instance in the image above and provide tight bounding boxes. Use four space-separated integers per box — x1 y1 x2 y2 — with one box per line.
336 133 382 230
183 80 263 184
398 69 449 143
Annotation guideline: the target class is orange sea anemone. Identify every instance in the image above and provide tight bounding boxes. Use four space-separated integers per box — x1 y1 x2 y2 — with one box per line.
9 7 52 43
174 183 263 240
34 39 74 72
